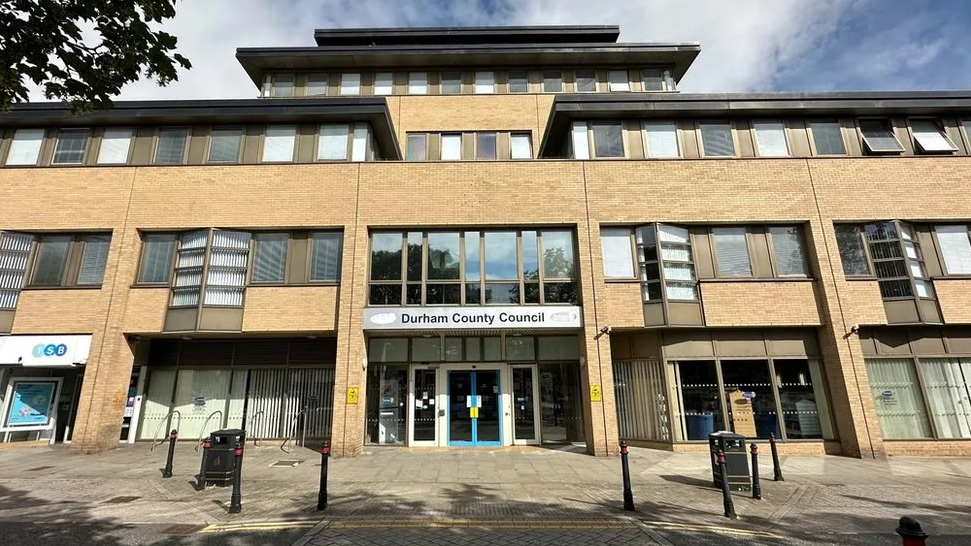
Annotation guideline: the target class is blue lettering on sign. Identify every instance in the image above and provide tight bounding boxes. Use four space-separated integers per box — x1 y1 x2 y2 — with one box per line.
56 344 68 357
32 344 45 358
43 344 57 356
30 342 71 359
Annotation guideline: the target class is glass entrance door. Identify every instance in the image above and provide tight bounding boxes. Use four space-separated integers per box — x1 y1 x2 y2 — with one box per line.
512 366 539 444
412 368 437 443
448 370 501 446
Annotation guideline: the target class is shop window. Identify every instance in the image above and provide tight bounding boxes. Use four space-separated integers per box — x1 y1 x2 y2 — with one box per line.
934 224 971 275
575 69 597 92
859 119 904 154
775 359 834 440
365 364 408 445
641 121 679 158
306 73 328 96
270 73 294 97
917 358 971 439
542 70 562 93
153 127 188 165
28 233 111 287
340 73 361 95
5 128 45 166
97 128 133 164
373 72 394 95
261 125 296 163
207 127 243 163
52 128 89 165
441 72 462 94
910 119 957 154
808 120 846 155
0 232 33 310
672 360 725 441
508 70 528 93
614 359 670 442
699 121 735 157
865 358 933 439
752 120 789 157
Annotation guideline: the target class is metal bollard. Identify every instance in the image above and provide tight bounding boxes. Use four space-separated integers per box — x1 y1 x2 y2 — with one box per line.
750 443 762 500
717 451 737 519
196 438 211 490
896 516 928 546
162 429 177 478
769 433 785 482
620 441 635 512
317 441 330 511
229 436 244 514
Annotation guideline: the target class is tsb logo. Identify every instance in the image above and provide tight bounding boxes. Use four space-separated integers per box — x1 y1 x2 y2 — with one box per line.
32 343 69 358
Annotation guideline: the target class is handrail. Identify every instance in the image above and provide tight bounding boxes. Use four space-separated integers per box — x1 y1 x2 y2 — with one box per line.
281 407 327 453
150 410 182 452
247 410 265 447
194 410 223 452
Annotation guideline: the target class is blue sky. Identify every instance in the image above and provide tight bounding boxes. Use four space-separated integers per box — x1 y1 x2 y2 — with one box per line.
83 0 971 100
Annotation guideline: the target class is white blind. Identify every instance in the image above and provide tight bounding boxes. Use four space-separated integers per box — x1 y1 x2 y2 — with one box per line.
643 121 679 158
601 228 634 278
936 225 971 274
6 128 45 165
97 128 133 164
865 358 933 439
700 123 735 156
712 227 752 276
510 134 532 159
205 230 250 306
754 120 789 156
919 358 971 439
339 73 360 95
441 134 462 160
608 70 630 91
262 126 296 162
374 72 394 95
311 232 343 281
351 124 368 161
769 226 809 276
252 233 288 283
318 124 349 160
408 72 427 94
0 233 32 309
172 231 207 307
474 71 495 94
571 122 589 159
306 74 328 96
77 235 111 285
911 120 956 152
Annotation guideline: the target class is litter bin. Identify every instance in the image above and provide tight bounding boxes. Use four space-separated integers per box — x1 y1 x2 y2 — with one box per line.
201 429 245 486
709 431 750 492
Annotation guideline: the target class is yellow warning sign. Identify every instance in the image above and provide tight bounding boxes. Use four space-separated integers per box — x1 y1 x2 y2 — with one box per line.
346 387 359 404
590 384 602 402
470 407 479 419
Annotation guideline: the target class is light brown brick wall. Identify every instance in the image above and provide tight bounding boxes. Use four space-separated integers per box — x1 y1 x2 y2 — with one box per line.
241 286 339 332
932 279 971 323
601 282 646 328
12 290 106 333
123 288 169 333
700 281 821 326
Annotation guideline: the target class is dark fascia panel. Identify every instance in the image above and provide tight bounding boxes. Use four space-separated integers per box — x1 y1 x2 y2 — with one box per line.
538 91 971 156
0 97 402 160
235 43 701 88
313 25 621 47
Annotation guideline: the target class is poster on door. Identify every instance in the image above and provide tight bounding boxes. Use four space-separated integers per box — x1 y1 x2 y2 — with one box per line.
4 380 58 428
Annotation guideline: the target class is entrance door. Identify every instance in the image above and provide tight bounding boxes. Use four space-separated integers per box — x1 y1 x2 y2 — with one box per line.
512 366 540 444
410 368 438 445
448 370 501 446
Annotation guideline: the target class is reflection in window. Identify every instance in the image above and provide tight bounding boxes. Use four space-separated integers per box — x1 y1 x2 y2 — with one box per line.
542 231 575 278
672 361 724 441
476 133 497 160
835 224 870 276
484 232 518 279
591 123 624 158
370 233 402 281
918 358 971 439
721 360 778 439
775 359 833 439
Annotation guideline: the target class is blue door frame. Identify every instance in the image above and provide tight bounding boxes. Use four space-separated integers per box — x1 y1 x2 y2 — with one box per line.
447 370 502 447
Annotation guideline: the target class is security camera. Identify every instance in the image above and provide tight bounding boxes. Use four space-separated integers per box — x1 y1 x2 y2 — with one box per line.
599 325 612 336
850 324 860 334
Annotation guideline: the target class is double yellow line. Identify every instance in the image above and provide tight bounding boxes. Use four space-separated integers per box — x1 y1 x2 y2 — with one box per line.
200 520 317 533
641 520 783 539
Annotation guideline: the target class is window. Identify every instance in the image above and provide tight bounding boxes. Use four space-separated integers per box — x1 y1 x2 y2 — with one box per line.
712 227 752 277
571 122 590 160
339 73 361 95
753 120 789 157
310 232 343 282
441 72 462 94
271 73 293 97
543 70 562 93
910 119 957 153
600 228 634 278
508 71 528 93
261 125 296 162
204 230 250 307
208 127 242 163
171 230 206 307
865 358 933 439
935 225 971 275
635 224 698 302
510 133 532 160
77 235 110 285
408 72 427 95
576 70 597 92
0 232 33 310
642 69 664 91
29 234 111 287
769 226 809 276
440 134 462 160
859 120 904 153
608 70 630 92
373 72 394 95
251 233 288 283
808 121 846 155
475 133 497 160
6 128 45 165
154 128 188 165
642 121 679 158
835 224 870 276
406 134 428 161
138 234 176 284
591 123 624 158
30 236 71 286
318 124 349 160
860 221 932 299
97 128 132 164
52 129 89 165
474 71 494 94
699 122 735 157
306 74 328 96
917 358 971 439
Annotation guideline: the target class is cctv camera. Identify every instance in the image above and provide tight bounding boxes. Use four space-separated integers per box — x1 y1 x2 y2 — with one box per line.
599 325 612 336
850 324 860 334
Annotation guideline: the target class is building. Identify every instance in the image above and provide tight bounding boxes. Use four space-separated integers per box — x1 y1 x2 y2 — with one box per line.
1 25 971 458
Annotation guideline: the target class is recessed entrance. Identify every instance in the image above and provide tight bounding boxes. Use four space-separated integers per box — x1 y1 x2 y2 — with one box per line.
448 370 501 446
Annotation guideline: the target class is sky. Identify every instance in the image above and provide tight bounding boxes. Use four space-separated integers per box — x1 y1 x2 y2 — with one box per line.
32 0 971 101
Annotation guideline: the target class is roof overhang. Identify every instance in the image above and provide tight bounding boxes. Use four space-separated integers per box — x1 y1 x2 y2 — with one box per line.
539 91 971 157
313 25 622 47
1 97 402 160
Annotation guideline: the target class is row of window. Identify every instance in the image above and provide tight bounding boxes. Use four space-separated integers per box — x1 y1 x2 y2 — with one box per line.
0 233 111 310
406 132 533 161
267 68 676 97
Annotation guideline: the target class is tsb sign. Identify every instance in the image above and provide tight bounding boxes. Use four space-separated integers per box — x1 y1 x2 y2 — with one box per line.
32 343 69 358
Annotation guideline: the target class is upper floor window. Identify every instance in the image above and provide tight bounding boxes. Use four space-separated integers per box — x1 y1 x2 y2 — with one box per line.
642 69 664 91
406 132 529 161
910 119 957 154
441 72 462 94
571 121 624 159
807 120 846 155
508 71 528 93
752 120 789 157
543 70 563 93
374 72 394 95
52 128 89 165
475 132 497 160
306 74 328 96
699 122 735 157
641 121 679 158
859 119 904 154
208 127 242 163
261 125 296 162
511 133 532 160
5 128 45 166
0 232 33 310
835 221 932 299
252 231 343 284
97 128 133 164
318 123 349 161
441 134 462 160
576 70 597 92
406 133 428 162
474 71 495 94
408 72 428 95
29 233 111 287
270 73 294 97
600 228 635 279
340 73 361 95
154 127 189 165
711 227 752 277
608 70 630 92
934 224 971 275
138 233 177 284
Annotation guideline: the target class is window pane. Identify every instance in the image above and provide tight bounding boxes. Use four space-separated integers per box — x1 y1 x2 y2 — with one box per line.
406 134 427 161
700 122 734 156
769 226 809 276
918 358 971 439
608 70 630 91
52 129 88 165
262 125 296 162
340 73 361 95
6 128 45 165
484 232 518 279
438 134 461 160
753 120 789 156
601 228 634 278
776 359 834 439
272 73 293 96
373 72 394 95
508 71 528 93
643 121 679 158
405 232 422 282
154 128 188 164
834 225 869 275
571 121 590 160
576 70 597 92
865 358 933 439
369 284 401 306
351 123 368 161
592 123 624 158
476 133 497 160
252 233 287 283
542 231 575 278
208 128 242 163
642 69 663 91
543 71 562 92
204 230 250 307
311 232 343 282
673 361 725 441
370 233 402 281
506 337 535 361
712 227 752 277
427 232 460 280
139 234 176 283
522 231 539 280
485 282 519 304
318 124 349 160
0 233 32 310
441 72 462 94
31 236 71 286
306 74 328 95
911 120 956 153
808 121 846 155
77 235 111 285
97 128 133 164
426 283 461 305
544 282 578 304
936 225 971 274
408 72 427 94
860 120 904 152
721 360 778 439
172 230 207 307
464 231 480 281
510 134 532 159
474 71 494 94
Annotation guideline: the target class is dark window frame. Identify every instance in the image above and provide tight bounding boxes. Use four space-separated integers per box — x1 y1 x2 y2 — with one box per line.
207 126 244 164
153 127 190 165
51 128 90 165
26 233 112 288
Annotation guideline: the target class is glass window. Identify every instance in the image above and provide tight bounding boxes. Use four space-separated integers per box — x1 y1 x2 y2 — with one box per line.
510 134 532 159
52 129 88 165
340 73 361 95
97 128 132 164
350 124 368 162
368 338 408 362
865 358 933 439
262 125 296 162
272 73 293 97
306 73 328 96
753 120 789 157
657 224 697 301
0 233 31 310
543 70 562 93
571 121 590 160
911 119 957 153
808 121 846 155
601 228 634 278
440 134 461 160
936 225 971 275
712 227 752 277
365 363 407 444
642 69 664 91
523 231 539 298
673 361 725 441
859 120 904 153
77 235 111 285
139 234 176 283
464 230 480 280
441 72 462 94
835 224 870 276
608 70 630 91
769 226 809 276
537 336 579 360
917 358 971 439
475 133 497 160
427 232 460 280
317 124 349 161
412 338 441 361
642 121 679 158
575 70 597 92
5 128 45 165
699 122 735 157
508 70 528 93
864 221 913 298
204 230 250 307
311 232 343 282
208 127 242 163
541 231 575 278
171 230 206 307
30 235 71 286
406 133 428 162
370 233 402 281
591 123 624 158
408 72 427 94
373 72 394 95
722 360 778 439
776 359 834 439
506 337 535 361
484 232 518 279
474 71 494 94
153 128 188 164
252 233 287 283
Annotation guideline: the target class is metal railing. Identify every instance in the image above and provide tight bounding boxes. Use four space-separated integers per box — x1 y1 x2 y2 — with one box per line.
281 407 327 453
194 410 223 452
247 410 265 447
149 410 182 452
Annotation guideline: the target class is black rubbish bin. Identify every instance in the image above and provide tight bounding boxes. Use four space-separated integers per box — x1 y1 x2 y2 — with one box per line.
201 429 245 486
709 431 751 492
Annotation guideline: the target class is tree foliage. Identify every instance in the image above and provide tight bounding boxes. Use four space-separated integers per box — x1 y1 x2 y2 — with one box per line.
0 0 191 112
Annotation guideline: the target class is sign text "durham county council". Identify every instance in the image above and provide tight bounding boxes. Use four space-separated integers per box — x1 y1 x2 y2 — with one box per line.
362 306 583 330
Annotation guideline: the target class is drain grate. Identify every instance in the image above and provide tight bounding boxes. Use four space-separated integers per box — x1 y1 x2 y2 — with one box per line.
104 496 141 504
161 524 205 536
270 460 304 467
26 465 54 472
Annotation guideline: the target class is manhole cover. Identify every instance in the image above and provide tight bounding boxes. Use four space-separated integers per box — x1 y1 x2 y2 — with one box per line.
26 466 54 472
104 496 141 504
161 524 205 536
271 460 304 467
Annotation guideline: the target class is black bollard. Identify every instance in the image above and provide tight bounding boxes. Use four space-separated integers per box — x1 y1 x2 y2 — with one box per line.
896 516 928 546
750 443 762 500
769 433 785 482
196 438 211 490
228 435 243 514
717 451 737 519
162 429 177 478
317 441 330 511
620 441 635 512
